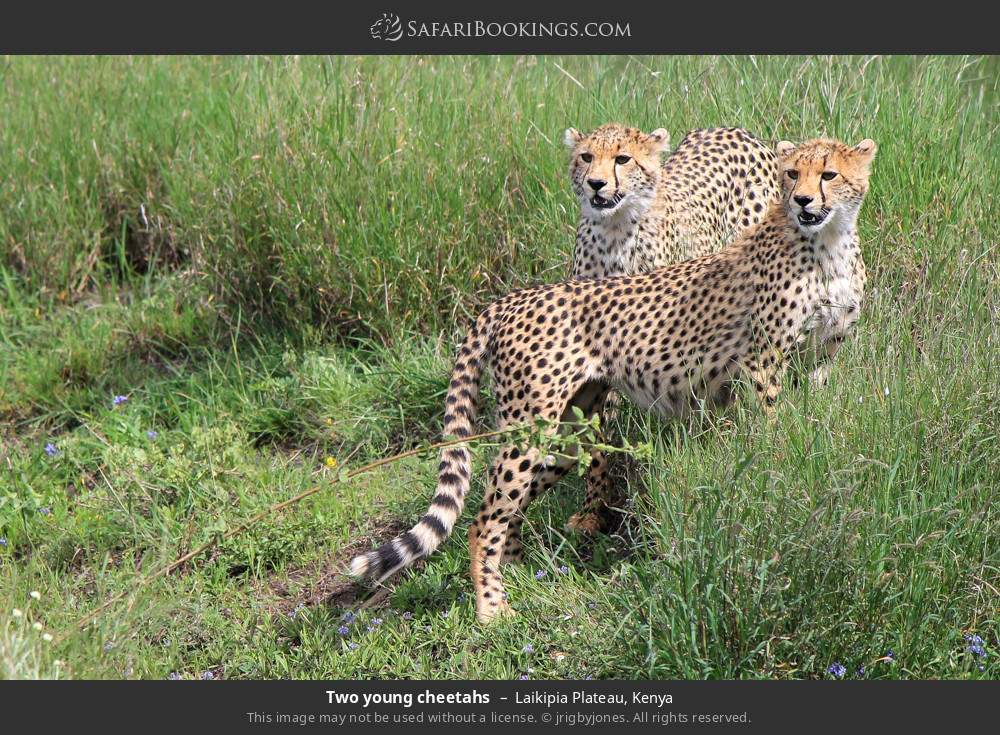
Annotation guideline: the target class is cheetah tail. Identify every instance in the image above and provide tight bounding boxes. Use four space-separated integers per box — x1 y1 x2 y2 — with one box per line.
348 310 492 584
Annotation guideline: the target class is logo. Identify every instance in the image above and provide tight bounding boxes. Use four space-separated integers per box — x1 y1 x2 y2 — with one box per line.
370 13 403 41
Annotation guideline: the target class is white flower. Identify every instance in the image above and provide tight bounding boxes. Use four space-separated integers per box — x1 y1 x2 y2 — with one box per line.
11 608 22 618
30 590 41 600
43 633 54 642
32 622 43 631
883 386 890 397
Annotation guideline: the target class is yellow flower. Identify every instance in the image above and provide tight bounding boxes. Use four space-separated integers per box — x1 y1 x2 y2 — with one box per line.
324 418 333 426
324 456 337 469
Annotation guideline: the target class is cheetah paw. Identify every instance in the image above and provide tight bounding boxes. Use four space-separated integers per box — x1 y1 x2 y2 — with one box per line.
476 598 516 624
566 512 606 536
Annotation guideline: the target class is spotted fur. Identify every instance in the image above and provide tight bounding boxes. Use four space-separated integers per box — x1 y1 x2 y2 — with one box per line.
349 137 876 623
565 124 781 279
562 124 782 532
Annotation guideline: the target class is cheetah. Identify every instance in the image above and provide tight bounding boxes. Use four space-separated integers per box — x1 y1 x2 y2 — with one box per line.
563 124 782 533
565 124 781 279
349 136 876 623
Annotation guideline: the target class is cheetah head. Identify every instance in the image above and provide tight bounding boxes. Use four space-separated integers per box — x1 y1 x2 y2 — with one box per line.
564 123 670 219
776 137 877 234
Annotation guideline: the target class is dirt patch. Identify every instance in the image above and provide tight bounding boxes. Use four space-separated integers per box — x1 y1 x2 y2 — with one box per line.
263 516 411 619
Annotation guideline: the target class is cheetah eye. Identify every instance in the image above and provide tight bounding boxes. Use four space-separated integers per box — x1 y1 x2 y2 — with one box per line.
580 152 593 163
615 155 632 165
821 171 838 181
786 170 799 180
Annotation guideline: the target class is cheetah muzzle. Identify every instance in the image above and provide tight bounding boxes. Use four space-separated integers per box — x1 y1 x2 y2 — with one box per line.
589 192 622 210
796 208 828 227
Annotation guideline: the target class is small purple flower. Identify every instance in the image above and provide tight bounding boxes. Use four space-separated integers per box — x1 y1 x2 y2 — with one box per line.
965 634 987 658
37 507 51 516
288 603 305 620
113 395 128 406
522 644 534 653
146 430 158 440
348 642 359 650
827 662 846 679
535 569 546 580
371 617 382 626
167 672 181 680
341 611 356 624
337 625 350 636
199 670 214 680
0 538 7 548
44 443 58 457
856 665 866 676
886 649 894 660
558 565 569 575
519 674 530 680
402 611 413 621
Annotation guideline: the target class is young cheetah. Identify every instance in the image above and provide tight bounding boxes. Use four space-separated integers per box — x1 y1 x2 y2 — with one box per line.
565 124 781 279
563 124 782 533
350 136 876 623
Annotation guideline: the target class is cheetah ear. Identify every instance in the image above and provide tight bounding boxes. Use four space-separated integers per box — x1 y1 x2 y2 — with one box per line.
853 138 877 163
775 140 796 157
564 127 584 149
646 128 670 153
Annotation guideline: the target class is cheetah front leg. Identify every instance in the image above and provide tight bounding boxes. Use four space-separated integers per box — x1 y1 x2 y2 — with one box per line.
746 348 787 417
807 334 845 387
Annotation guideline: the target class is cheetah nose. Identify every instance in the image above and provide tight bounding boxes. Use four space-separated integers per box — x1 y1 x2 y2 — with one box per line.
587 178 607 192
793 195 813 207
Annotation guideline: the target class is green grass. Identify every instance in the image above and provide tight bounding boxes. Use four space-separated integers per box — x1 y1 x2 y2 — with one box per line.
1 55 998 680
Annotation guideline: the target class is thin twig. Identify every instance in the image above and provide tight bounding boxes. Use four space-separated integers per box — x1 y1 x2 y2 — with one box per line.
56 425 525 644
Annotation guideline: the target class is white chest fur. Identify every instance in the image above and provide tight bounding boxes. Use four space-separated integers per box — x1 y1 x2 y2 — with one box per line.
815 224 862 334
796 219 865 377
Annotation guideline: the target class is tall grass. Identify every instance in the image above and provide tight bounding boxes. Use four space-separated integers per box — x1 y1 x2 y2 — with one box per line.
0 55 998 679
3 56 996 338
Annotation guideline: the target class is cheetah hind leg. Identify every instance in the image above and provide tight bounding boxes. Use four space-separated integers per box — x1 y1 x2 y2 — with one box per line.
565 447 613 535
501 458 574 565
471 443 578 623
566 384 617 536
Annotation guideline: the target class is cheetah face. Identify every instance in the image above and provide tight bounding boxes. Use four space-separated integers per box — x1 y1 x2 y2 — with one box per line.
564 124 670 219
776 138 877 234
